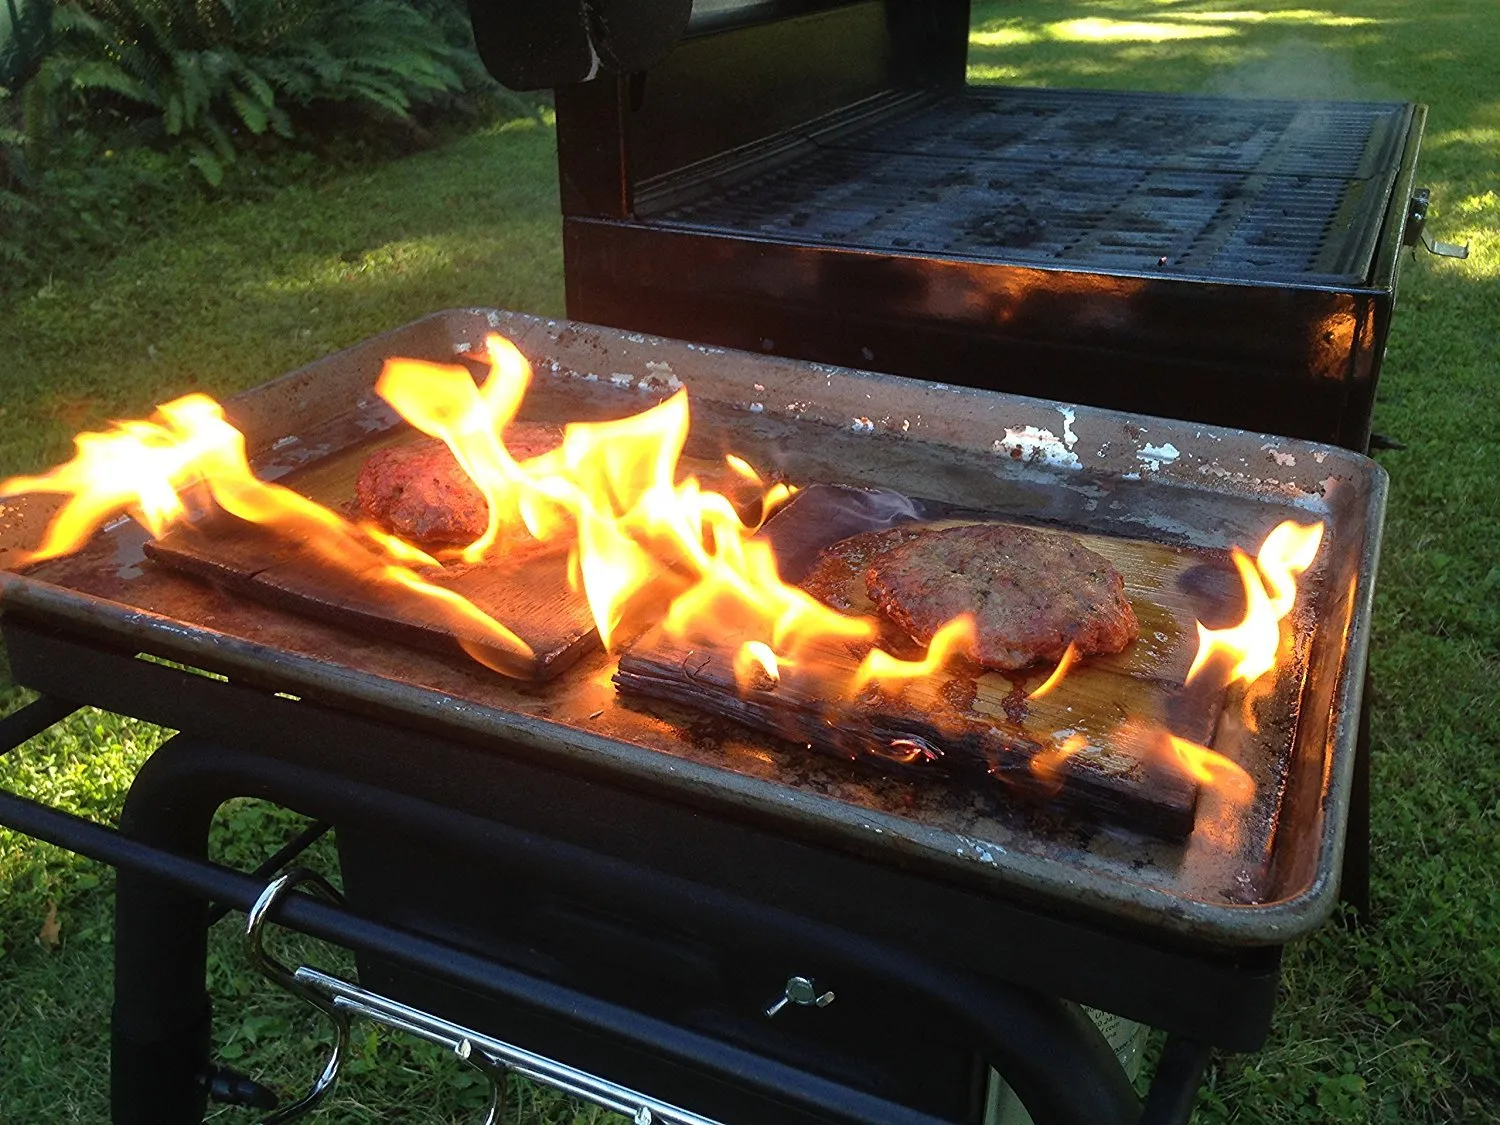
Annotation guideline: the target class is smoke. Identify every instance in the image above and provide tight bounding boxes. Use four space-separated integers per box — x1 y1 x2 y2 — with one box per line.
1204 39 1394 102
760 484 922 583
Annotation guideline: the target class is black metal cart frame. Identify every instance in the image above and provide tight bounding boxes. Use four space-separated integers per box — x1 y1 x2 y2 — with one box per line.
0 616 1289 1125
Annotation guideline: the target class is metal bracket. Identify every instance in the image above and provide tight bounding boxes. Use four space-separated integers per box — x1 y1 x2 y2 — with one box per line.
1419 230 1470 259
243 870 728 1125
1404 188 1471 259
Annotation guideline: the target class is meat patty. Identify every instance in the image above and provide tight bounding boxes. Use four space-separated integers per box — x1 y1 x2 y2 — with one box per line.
798 525 927 611
355 424 562 547
812 522 1138 671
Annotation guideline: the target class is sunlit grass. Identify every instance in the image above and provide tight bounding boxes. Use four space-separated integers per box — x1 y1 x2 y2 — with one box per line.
972 6 1384 49
1049 18 1239 41
1167 9 1379 28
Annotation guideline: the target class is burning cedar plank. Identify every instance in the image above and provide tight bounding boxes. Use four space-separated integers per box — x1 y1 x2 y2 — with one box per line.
614 486 1227 840
144 518 596 681
761 485 1228 747
139 421 777 681
614 629 1200 840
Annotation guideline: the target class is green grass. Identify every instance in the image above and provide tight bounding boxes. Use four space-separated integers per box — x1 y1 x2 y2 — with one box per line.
0 111 564 475
2 1 1499 1121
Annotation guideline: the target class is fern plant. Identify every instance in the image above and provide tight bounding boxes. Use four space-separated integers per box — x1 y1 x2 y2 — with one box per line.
1 86 38 265
37 0 470 183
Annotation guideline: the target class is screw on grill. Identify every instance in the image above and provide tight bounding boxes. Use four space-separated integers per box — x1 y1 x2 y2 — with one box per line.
764 975 836 1017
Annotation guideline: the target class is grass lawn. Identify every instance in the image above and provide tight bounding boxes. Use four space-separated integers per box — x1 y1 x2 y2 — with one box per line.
2 0 1498 1121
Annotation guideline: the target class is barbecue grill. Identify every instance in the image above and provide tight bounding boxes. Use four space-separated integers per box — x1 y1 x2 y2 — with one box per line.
547 0 1435 452
0 2 1424 1123
0 309 1383 1125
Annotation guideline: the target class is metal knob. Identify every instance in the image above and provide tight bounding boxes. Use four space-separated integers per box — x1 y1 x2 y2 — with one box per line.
764 975 835 1018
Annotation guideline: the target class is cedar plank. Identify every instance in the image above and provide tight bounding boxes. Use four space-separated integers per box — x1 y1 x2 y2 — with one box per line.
144 521 595 680
615 628 1199 840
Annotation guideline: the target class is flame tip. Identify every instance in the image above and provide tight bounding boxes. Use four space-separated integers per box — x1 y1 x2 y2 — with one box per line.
1188 519 1324 690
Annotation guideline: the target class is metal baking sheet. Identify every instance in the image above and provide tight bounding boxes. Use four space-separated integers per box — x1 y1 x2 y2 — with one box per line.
0 309 1384 945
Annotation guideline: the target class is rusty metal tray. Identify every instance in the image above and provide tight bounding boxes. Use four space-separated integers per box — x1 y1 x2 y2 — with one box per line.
0 309 1384 946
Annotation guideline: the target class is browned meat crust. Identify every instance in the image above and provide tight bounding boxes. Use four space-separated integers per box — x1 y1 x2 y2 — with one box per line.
355 424 561 547
798 526 927 611
865 524 1138 671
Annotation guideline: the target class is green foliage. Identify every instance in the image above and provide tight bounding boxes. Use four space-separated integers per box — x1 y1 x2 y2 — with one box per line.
0 85 38 263
0 120 206 281
0 84 22 153
0 0 54 88
34 0 472 183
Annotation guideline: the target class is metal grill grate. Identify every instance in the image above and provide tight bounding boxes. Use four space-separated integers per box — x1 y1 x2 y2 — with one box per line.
647 87 1410 284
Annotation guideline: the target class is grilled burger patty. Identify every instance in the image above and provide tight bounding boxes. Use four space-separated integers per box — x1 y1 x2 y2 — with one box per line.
798 525 928 612
354 424 562 547
808 523 1139 671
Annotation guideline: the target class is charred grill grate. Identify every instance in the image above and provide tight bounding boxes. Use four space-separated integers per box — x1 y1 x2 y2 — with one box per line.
647 87 1409 283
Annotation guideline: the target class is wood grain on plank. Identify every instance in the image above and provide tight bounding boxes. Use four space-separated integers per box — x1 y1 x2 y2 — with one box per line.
615 626 1200 840
144 518 596 681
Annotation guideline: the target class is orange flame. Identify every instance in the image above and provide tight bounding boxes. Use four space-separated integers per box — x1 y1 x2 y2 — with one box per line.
724 454 761 483
1160 731 1255 851
1256 519 1325 617
1027 643 1079 700
0 394 533 668
1162 732 1254 801
1187 520 1324 687
723 453 796 528
0 396 247 558
1030 732 1089 792
849 615 977 697
734 640 781 691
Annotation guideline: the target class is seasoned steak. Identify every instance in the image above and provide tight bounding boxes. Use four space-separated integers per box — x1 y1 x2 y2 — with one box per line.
862 523 1138 671
355 424 562 547
799 525 927 611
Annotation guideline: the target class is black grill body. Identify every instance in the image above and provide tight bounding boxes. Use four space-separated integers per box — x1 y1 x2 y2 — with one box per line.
554 0 1425 450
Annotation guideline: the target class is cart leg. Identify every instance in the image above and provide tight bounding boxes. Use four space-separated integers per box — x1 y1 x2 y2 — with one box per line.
1137 1036 1211 1125
1338 668 1373 922
110 735 224 1125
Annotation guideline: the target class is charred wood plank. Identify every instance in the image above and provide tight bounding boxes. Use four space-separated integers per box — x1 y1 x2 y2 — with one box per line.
616 629 1200 841
144 520 596 681
611 485 1233 840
